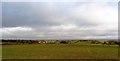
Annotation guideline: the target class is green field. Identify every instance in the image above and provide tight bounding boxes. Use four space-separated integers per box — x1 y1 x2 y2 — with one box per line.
2 43 119 59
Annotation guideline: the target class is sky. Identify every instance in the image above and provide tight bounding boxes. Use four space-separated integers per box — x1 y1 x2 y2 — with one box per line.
1 0 119 40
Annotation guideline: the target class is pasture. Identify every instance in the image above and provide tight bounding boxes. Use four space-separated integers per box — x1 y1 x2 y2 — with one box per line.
2 42 119 59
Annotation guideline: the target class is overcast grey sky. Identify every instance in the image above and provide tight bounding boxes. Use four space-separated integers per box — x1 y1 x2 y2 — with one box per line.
1 0 119 40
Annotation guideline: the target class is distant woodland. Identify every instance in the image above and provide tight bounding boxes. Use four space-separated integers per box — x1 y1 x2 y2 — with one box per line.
1 39 120 45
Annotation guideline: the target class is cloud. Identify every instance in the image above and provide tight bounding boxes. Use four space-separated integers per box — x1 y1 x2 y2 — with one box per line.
51 24 78 30
1 0 119 2
2 27 32 33
2 1 118 40
1 27 34 39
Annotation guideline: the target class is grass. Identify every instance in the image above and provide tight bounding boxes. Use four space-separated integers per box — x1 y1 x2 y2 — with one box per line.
2 42 119 59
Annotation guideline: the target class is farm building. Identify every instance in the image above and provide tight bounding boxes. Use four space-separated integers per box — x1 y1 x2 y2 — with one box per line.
38 40 46 44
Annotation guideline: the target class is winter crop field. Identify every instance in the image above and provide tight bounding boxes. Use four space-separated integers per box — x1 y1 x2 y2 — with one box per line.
2 42 119 59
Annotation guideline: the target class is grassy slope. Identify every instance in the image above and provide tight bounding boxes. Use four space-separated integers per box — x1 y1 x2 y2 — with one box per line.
2 43 118 59
0 45 2 60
